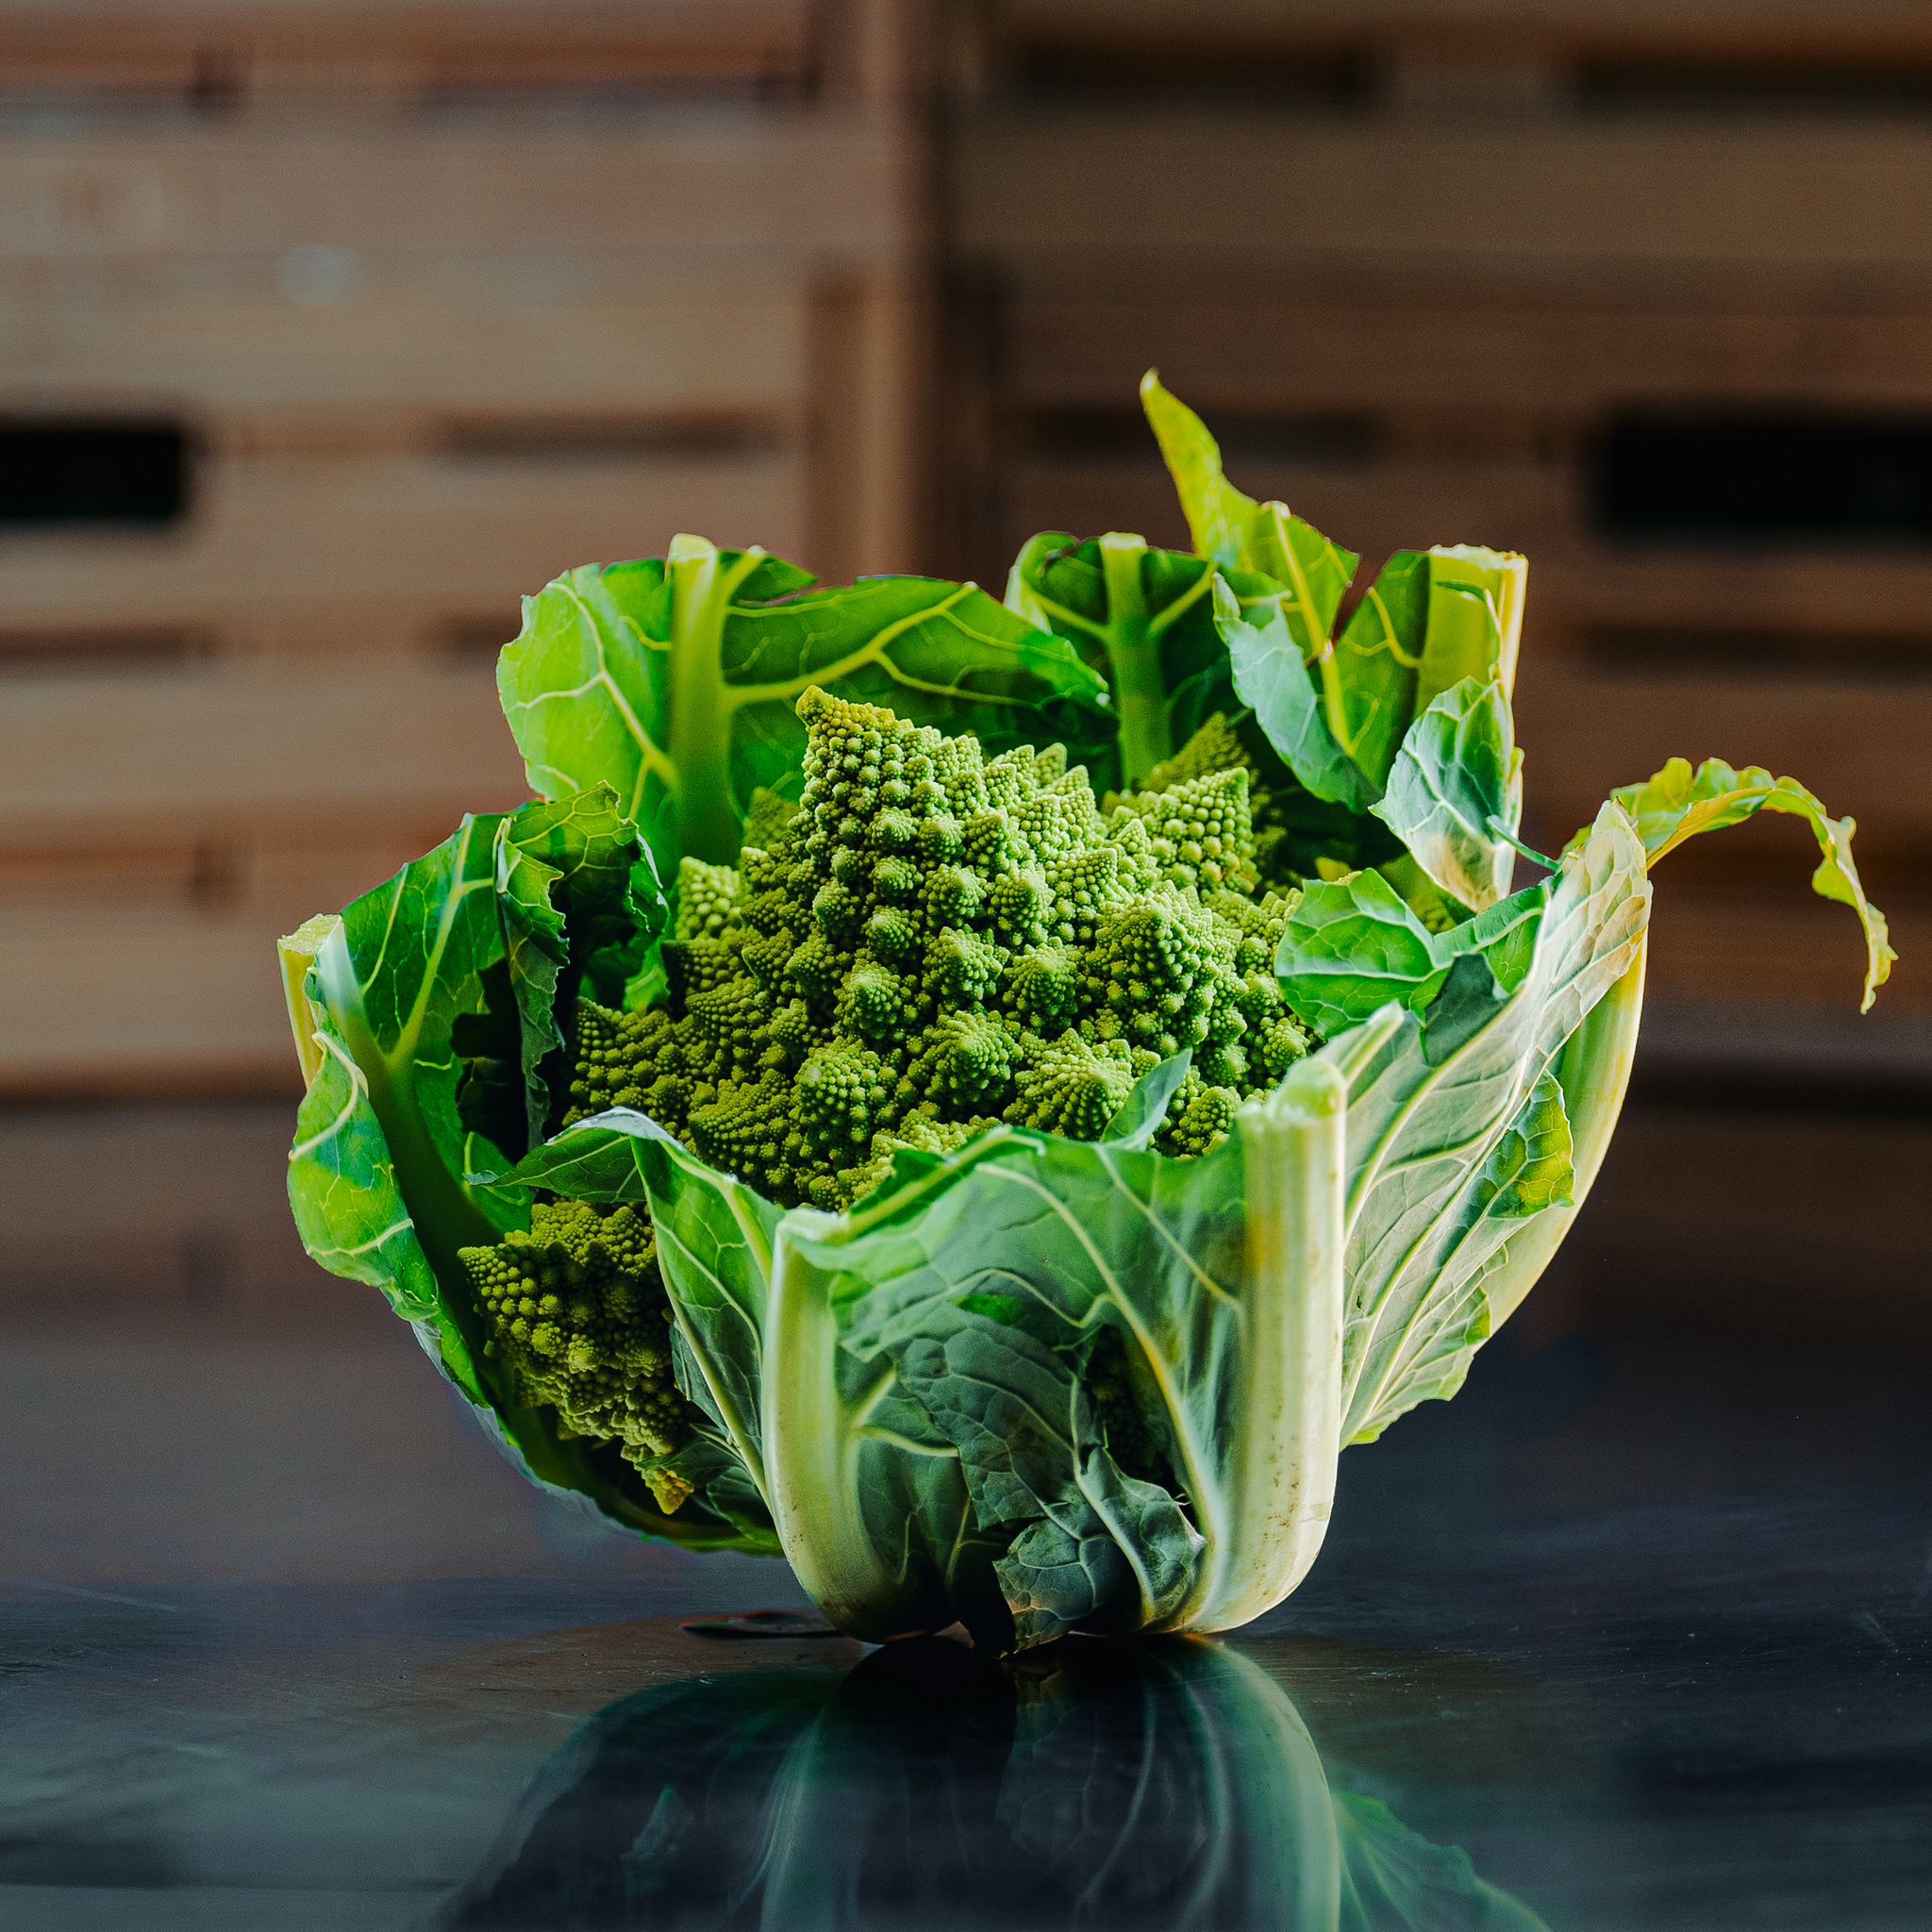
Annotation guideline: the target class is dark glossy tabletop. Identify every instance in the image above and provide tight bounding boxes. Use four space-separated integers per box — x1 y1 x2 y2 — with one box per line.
6 1255 1930 1932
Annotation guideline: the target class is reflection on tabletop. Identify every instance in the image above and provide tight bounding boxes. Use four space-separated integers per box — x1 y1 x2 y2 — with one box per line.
441 1635 1544 1932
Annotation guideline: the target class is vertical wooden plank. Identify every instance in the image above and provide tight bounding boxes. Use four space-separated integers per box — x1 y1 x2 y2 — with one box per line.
808 272 924 578
807 0 928 577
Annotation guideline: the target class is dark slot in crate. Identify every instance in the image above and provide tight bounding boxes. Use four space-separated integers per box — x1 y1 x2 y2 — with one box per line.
0 420 192 528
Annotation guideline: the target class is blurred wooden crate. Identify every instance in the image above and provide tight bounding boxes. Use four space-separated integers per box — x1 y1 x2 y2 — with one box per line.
946 1 1932 1071
0 2 814 97
973 0 1932 75
0 1 918 1098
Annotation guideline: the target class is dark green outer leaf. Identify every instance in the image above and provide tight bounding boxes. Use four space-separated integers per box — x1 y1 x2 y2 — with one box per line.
502 1109 982 1606
789 1131 1224 1644
505 1109 776 1505
887 1302 1199 1644
784 1056 1352 1642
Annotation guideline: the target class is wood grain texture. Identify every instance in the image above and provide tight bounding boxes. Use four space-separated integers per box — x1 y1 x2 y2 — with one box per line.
0 117 901 263
987 0 1932 60
0 271 808 432
0 2 810 90
0 446 808 639
1005 291 1932 417
0 825 539 1096
0 902 315 1094
958 114 1932 274
2 657 528 843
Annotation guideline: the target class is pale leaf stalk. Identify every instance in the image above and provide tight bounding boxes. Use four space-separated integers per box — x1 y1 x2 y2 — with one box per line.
279 913 339 1089
1183 1056 1348 1633
664 533 765 865
761 1231 941 1641
1096 530 1177 783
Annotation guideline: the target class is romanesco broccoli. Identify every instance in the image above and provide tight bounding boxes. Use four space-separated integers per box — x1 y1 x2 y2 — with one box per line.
462 688 1315 1512
457 1201 699 1514
563 685 1312 1209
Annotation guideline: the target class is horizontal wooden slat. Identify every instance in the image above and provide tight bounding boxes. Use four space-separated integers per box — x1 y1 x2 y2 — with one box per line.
0 820 542 1096
0 117 902 264
0 445 808 641
989 1 1932 61
0 818 539 1097
1005 291 1932 419
0 273 808 431
0 3 809 91
1643 881 1924 1021
958 115 1932 276
0 903 314 1093
2 657 526 842
1514 655 1932 858
0 1100 314 1294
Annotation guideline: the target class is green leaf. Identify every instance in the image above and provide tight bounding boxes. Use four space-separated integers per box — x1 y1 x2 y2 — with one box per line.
1476 940 1647 1338
1102 1049 1194 1150
284 820 754 1552
296 813 524 1309
494 786 665 1142
1275 871 1553 1040
1140 370 1272 572
1147 374 1527 808
1345 1070 1574 1441
789 1054 1350 1641
1372 676 1522 911
1006 532 1212 786
498 537 1112 874
1218 579 1378 811
506 1108 777 1510
1331 549 1429 790
1607 756 1894 1011
1329 803 1649 1445
504 1110 990 1607
1413 544 1528 709
886 1301 1201 1645
284 923 443 1332
1274 870 1449 1035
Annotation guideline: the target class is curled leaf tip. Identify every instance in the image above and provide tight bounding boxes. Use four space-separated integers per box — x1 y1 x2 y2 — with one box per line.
1607 755 1894 1013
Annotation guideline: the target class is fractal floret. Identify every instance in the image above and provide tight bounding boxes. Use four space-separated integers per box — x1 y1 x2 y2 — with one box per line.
285 375 1892 1651
561 686 1311 1211
458 1201 698 1513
